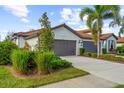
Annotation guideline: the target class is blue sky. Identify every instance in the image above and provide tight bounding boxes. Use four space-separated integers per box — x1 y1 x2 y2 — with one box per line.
0 5 124 40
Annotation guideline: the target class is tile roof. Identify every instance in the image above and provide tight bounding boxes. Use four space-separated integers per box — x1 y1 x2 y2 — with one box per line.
14 23 91 39
15 30 40 37
76 29 91 33
76 31 92 39
76 30 117 40
117 37 124 43
14 23 117 40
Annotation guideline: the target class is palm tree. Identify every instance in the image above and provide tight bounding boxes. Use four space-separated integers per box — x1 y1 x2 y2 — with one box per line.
118 17 124 37
80 5 120 57
118 20 124 37
109 16 124 37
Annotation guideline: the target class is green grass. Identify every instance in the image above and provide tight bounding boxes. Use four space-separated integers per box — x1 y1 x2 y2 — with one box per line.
0 66 88 88
114 85 124 88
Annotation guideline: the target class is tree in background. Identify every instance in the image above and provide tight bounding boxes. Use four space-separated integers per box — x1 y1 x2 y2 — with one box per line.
38 12 54 52
4 31 15 41
80 5 120 57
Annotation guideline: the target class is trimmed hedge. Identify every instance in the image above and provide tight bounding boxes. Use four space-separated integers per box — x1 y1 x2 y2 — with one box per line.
51 56 72 70
99 54 124 62
0 41 18 65
83 52 97 58
81 52 124 63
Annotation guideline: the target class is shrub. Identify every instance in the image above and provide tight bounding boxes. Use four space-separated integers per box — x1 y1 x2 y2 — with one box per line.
11 49 32 74
102 48 107 54
80 48 85 55
34 51 72 74
116 46 122 54
0 41 18 65
34 51 55 74
83 52 92 57
91 53 97 58
82 52 97 58
116 45 124 55
51 57 72 70
99 54 114 60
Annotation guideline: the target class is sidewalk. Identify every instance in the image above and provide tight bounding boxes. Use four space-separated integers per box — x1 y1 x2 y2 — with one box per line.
40 75 117 88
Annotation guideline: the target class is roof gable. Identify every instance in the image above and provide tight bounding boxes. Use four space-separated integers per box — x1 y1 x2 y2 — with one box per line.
100 33 118 40
76 30 117 40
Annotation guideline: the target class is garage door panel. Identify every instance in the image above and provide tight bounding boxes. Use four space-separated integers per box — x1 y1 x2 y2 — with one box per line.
83 41 97 52
53 40 76 56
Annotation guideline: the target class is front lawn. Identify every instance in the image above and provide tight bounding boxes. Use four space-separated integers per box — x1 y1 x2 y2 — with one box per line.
0 66 88 88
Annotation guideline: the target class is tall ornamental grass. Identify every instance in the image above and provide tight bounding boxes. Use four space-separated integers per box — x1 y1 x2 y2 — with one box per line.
34 51 55 74
11 49 31 74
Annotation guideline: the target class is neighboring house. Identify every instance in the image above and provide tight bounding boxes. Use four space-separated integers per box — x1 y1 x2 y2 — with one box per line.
117 37 124 46
76 30 118 53
13 23 117 56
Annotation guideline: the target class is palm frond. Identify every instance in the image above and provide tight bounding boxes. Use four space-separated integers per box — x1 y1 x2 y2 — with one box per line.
80 7 95 21
109 21 115 27
119 27 124 37
94 5 100 13
102 12 114 19
110 5 121 25
86 14 96 28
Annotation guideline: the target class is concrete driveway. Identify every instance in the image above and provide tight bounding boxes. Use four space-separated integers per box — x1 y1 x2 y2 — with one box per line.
61 56 124 84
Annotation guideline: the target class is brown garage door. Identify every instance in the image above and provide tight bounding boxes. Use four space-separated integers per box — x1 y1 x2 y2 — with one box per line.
53 40 76 56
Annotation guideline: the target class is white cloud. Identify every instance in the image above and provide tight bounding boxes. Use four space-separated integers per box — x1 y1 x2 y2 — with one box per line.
3 5 29 17
102 27 112 34
21 18 29 23
103 23 109 28
60 8 82 25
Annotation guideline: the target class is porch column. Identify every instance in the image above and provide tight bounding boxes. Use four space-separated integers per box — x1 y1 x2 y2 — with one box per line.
106 40 109 53
114 40 117 49
100 40 103 55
